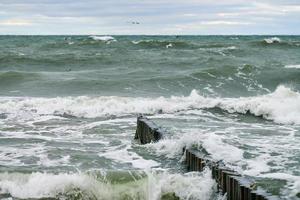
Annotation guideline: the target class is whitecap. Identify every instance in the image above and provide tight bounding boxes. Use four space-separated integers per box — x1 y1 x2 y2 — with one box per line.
264 37 281 44
166 43 173 48
285 64 300 69
132 40 140 44
89 35 116 42
226 46 237 50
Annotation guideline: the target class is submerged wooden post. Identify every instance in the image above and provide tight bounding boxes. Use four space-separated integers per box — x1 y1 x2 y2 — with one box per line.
135 115 163 144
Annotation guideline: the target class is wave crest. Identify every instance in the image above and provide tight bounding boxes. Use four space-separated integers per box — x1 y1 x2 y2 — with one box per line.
216 85 300 124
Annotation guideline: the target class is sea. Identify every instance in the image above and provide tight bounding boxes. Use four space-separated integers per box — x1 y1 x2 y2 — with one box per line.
0 35 299 200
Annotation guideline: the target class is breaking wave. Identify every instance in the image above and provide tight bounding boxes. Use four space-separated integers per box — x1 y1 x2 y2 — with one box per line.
0 170 217 200
0 85 299 124
214 85 300 124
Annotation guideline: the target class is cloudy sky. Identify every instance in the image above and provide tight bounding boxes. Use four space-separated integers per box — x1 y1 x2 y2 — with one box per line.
0 0 300 35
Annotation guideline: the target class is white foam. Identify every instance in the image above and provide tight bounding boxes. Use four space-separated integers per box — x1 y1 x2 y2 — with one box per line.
264 37 281 44
153 169 217 200
259 173 300 198
89 35 116 42
201 133 244 163
99 146 160 169
38 155 70 167
0 143 71 167
285 64 300 69
243 155 271 176
1 85 300 124
148 130 243 164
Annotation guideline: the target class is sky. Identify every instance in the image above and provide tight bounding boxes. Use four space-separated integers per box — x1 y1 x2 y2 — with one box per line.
0 0 300 35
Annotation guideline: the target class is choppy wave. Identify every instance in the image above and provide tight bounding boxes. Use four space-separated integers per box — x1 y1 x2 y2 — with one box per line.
132 40 238 50
0 170 217 200
260 173 300 198
132 39 192 49
0 71 40 82
1 85 299 124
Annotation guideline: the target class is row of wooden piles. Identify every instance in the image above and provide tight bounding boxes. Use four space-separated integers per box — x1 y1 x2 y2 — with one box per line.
135 115 280 200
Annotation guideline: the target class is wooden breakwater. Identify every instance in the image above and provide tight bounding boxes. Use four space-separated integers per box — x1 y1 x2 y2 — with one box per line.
135 115 163 144
135 116 279 200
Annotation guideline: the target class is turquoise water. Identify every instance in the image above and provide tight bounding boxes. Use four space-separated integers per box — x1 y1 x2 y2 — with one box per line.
0 35 299 199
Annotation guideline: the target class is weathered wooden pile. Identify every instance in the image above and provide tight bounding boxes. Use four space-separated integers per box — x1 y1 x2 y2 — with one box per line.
135 115 163 144
135 115 280 200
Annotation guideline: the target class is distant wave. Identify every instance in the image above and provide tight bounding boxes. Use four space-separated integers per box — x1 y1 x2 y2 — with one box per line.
255 37 300 47
1 85 300 124
55 36 118 46
0 71 40 82
263 37 281 44
89 35 116 42
197 44 235 49
285 64 300 69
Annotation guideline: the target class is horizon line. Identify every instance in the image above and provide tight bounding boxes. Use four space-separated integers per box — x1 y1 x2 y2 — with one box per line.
1 34 300 36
